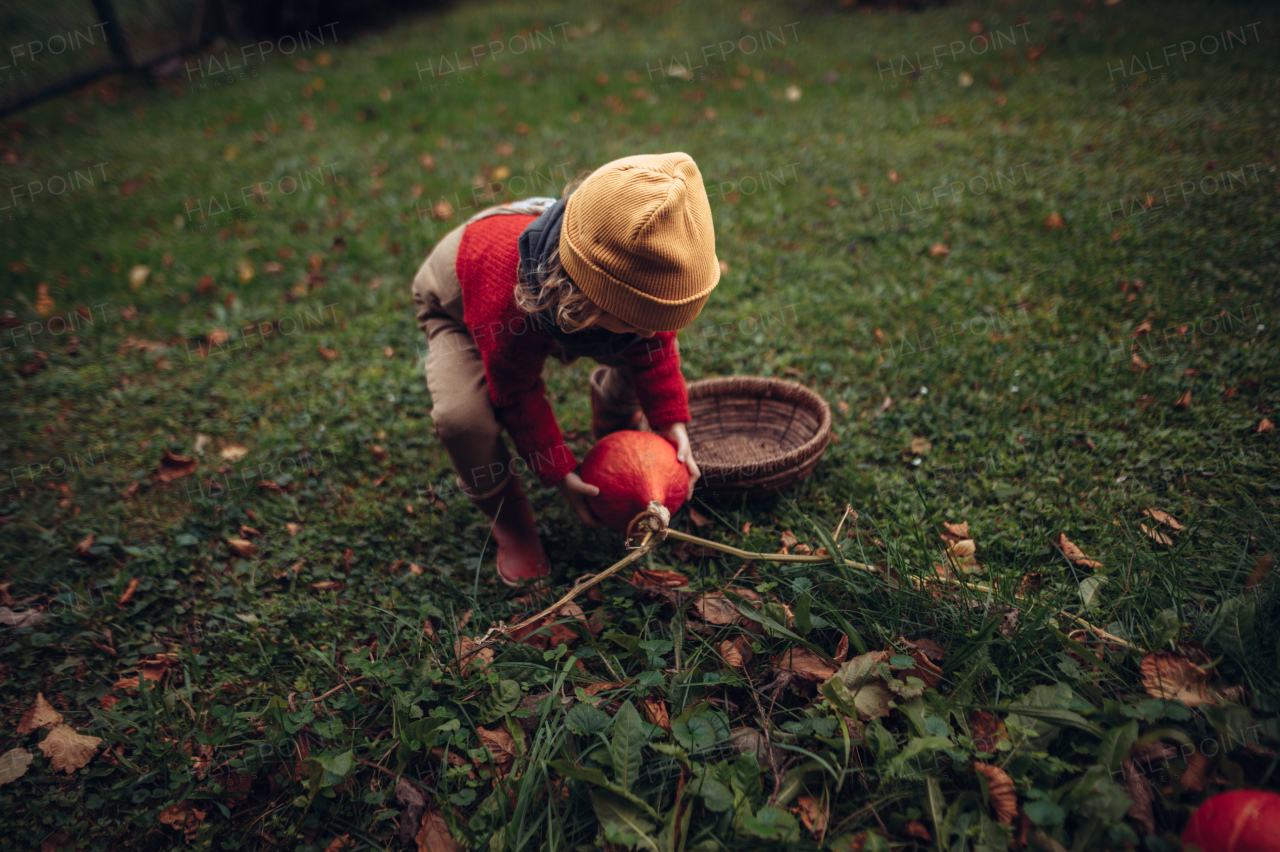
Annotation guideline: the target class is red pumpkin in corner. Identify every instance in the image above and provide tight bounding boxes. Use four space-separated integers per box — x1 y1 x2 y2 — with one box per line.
1182 790 1280 852
580 430 689 533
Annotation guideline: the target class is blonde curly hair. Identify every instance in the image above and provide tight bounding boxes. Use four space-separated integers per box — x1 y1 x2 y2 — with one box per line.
513 172 604 334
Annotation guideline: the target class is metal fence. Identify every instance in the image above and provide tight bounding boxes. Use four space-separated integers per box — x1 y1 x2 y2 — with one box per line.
0 0 210 116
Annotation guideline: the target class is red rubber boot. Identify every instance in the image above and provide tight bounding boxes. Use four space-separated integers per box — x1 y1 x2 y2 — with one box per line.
472 476 550 587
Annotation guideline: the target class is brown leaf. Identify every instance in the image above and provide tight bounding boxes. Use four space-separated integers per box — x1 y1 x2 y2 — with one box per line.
286 522 303 536
969 710 1009 753
719 636 754 670
791 793 828 837
324 835 353 852
154 450 195 483
1043 211 1066 229
972 761 1017 826
0 748 34 786
909 437 932 455
1053 532 1103 568
72 534 96 559
416 805 460 852
779 530 799 553
113 676 140 691
687 506 712 528
902 820 932 841
941 521 970 542
834 634 850 663
454 636 493 674
159 801 208 841
1121 759 1155 836
640 697 671 731
1258 418 1274 434
1133 320 1153 337
318 346 340 361
477 726 516 778
1140 652 1220 707
219 444 249 462
310 580 344 592
1245 554 1275 590
928 242 951 258
117 578 140 609
774 647 837 681
691 592 738 625
18 693 64 734
225 537 257 558
395 778 427 845
629 568 689 589
35 282 56 317
1 607 44 628
1139 523 1173 547
38 724 102 772
1173 389 1191 410
1178 750 1210 792
1130 352 1151 373
1142 508 1184 531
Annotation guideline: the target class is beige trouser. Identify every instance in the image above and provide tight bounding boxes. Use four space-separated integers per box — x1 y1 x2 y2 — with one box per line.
410 217 639 499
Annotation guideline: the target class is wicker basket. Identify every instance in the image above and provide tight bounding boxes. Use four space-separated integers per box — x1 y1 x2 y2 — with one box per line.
685 376 832 497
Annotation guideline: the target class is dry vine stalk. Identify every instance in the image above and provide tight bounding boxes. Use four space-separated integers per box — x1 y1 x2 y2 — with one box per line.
454 502 1144 663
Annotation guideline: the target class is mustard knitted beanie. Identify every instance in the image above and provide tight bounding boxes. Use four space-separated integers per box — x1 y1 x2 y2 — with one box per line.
559 152 719 332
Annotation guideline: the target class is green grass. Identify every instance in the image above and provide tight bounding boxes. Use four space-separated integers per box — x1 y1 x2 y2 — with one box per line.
2 0 1278 849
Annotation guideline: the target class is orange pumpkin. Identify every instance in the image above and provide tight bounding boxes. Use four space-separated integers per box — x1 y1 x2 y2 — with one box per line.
1182 790 1280 852
580 430 689 532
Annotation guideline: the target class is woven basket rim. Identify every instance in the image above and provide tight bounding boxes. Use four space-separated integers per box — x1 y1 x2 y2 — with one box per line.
686 375 832 485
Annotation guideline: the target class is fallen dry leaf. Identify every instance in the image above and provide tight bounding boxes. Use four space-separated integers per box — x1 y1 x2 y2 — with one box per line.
1179 750 1210 792
1174 390 1192 410
0 607 44 629
0 748 34 786
1140 652 1220 707
159 801 208 841
627 550 684 581
128 265 151 290
641 697 671 731
220 444 249 462
1140 523 1173 547
941 521 969 541
38 724 102 772
454 636 493 674
968 710 1009 753
318 346 340 361
1245 555 1275 590
225 537 257 558
779 530 799 552
1259 418 1274 434
476 726 516 778
774 647 837 681
117 578 139 609
972 762 1017 825
928 242 950 258
902 820 932 841
909 437 932 455
1053 532 1103 569
1133 320 1153 337
691 592 739 625
1131 352 1151 373
72 534 96 560
1121 758 1156 835
791 793 828 837
18 693 64 735
416 804 460 852
719 636 754 670
154 451 195 483
35 282 56 317
1043 211 1066 229
1142 508 1184 530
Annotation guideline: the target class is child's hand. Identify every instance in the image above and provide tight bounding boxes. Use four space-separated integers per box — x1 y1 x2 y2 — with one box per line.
660 422 701 500
557 471 603 526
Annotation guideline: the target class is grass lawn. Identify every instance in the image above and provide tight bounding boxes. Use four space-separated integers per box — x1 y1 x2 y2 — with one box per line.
2 0 1278 848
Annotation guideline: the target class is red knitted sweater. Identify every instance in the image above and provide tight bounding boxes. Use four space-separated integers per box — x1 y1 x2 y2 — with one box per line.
455 212 690 487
